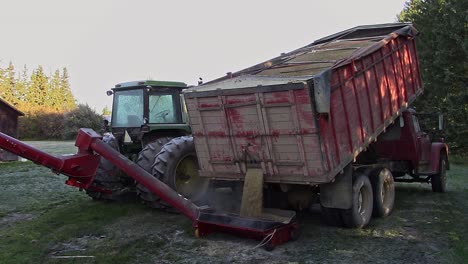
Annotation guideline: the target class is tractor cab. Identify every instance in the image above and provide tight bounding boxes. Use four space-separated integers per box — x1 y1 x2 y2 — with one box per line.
107 80 191 154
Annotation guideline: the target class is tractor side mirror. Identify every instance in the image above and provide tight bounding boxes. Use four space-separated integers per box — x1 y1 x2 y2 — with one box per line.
106 90 113 96
438 114 444 130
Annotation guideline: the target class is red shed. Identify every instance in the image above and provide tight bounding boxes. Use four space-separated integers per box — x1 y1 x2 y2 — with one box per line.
0 97 24 161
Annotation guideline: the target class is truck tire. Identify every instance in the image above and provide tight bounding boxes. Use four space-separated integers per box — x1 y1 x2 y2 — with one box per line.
431 154 448 193
341 173 373 228
370 168 395 217
136 137 173 204
140 136 208 209
86 134 136 201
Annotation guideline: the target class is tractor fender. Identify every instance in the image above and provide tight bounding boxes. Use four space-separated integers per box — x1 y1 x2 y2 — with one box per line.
430 142 449 173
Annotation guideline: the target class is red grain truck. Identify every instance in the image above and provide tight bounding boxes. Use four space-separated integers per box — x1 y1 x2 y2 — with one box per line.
183 23 449 228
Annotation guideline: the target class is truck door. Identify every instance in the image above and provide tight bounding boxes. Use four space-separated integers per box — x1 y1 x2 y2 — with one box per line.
412 115 431 163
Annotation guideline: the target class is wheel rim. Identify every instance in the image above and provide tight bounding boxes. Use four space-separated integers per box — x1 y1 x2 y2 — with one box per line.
175 154 207 198
382 176 391 203
358 192 363 215
358 184 370 217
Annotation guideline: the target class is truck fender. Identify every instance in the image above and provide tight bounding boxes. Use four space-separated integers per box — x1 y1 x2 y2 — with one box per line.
430 143 449 173
320 164 353 209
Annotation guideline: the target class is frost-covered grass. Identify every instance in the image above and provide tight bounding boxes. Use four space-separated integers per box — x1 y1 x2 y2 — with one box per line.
0 141 467 263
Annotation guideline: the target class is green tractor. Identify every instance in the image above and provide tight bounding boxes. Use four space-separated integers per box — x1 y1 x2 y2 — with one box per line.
87 80 207 208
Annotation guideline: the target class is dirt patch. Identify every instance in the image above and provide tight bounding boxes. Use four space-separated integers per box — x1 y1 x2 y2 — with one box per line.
0 213 34 229
48 235 103 257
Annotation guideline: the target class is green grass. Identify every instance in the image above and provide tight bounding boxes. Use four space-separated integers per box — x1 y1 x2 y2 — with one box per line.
451 154 468 165
0 200 135 263
22 141 76 155
0 163 195 264
0 141 467 263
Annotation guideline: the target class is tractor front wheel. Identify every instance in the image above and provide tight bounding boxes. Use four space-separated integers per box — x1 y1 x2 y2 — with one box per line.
86 134 136 201
432 154 448 193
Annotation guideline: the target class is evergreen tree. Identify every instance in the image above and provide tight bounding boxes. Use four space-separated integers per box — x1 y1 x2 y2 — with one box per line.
0 62 18 106
399 0 468 153
49 69 63 111
0 61 94 139
60 67 76 111
15 65 30 111
29 65 50 109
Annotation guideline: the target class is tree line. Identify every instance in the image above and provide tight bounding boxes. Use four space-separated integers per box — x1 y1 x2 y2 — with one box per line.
0 62 75 113
0 62 102 140
399 0 467 154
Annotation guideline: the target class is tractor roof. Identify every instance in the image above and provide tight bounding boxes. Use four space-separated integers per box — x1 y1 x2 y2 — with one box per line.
114 80 187 90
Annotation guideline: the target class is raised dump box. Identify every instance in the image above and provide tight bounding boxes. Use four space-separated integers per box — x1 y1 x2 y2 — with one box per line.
184 23 423 185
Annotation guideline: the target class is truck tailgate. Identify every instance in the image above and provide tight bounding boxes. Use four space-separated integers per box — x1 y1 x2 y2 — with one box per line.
185 82 326 184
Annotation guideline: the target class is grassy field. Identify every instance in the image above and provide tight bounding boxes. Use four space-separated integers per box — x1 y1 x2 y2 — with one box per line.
0 142 466 263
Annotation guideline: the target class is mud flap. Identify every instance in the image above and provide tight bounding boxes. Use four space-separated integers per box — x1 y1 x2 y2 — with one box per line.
320 165 353 209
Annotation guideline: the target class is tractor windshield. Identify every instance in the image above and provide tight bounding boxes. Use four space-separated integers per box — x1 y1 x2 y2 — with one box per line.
112 89 144 127
148 93 179 124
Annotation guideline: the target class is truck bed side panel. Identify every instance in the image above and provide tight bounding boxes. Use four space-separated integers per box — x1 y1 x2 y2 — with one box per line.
320 36 423 180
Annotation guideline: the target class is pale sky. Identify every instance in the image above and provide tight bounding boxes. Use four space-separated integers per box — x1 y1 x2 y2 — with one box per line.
0 0 408 113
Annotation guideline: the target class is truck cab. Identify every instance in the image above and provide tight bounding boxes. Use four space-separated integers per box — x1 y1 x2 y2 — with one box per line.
372 109 449 191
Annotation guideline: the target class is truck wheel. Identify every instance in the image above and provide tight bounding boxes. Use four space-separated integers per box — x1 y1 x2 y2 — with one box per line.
431 154 448 193
86 134 136 201
141 136 208 209
341 174 373 228
370 168 395 217
136 137 173 204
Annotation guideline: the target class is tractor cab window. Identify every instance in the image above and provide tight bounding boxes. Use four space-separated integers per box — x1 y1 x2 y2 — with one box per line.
112 89 144 127
149 93 179 123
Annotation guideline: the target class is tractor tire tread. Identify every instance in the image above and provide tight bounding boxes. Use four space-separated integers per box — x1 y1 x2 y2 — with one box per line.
137 136 194 209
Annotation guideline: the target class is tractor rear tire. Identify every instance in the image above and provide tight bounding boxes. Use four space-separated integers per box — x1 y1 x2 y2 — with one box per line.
341 173 373 228
136 137 173 206
139 136 208 209
86 134 136 201
370 168 395 217
432 154 448 193
136 137 173 172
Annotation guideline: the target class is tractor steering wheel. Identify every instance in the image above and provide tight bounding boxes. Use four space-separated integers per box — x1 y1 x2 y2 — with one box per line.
154 109 170 120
